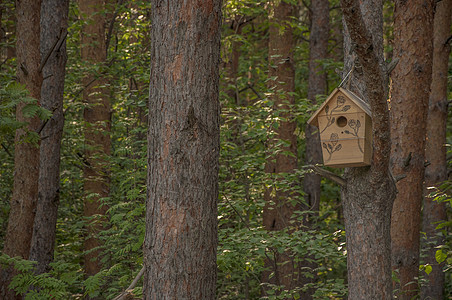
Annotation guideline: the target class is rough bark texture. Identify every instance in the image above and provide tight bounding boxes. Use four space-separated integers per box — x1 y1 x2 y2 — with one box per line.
305 0 329 218
0 1 42 299
262 0 301 292
80 0 111 277
421 0 451 298
390 0 434 298
340 0 397 298
143 1 221 299
28 0 69 275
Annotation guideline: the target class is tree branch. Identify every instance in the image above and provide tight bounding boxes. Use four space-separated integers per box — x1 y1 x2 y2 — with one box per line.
394 174 407 182
238 84 263 100
386 57 399 74
106 0 126 56
112 266 145 300
1 143 12 157
247 84 262 100
445 34 452 45
36 107 58 135
224 194 250 229
39 29 67 73
304 165 346 187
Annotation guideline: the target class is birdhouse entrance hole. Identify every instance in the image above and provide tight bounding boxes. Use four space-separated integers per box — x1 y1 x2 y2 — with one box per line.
337 116 347 127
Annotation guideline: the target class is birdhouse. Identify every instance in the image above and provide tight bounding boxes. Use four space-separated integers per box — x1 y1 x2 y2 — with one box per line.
307 87 372 168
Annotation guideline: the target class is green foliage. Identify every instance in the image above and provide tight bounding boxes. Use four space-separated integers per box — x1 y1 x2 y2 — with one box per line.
0 254 81 299
426 180 452 295
0 81 51 142
10 0 452 298
217 2 347 298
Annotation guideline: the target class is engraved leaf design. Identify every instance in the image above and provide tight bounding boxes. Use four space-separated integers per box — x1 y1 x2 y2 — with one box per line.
337 96 346 105
330 133 339 146
331 117 335 124
335 144 342 152
356 119 361 129
342 105 351 112
344 130 350 134
325 105 329 114
323 142 328 150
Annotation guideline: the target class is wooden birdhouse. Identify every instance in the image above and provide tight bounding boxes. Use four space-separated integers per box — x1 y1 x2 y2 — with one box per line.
307 87 372 168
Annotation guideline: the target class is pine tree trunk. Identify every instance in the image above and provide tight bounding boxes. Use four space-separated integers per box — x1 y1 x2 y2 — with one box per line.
304 0 329 216
28 0 69 275
390 0 434 298
143 1 221 299
340 0 396 298
421 0 451 298
301 1 329 297
262 0 301 292
225 16 241 102
0 0 42 298
79 0 111 277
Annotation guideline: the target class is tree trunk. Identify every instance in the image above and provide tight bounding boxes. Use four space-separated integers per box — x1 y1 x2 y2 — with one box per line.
390 0 434 298
225 15 244 105
262 0 301 292
301 1 329 297
421 0 451 298
143 1 221 299
305 0 329 220
0 0 42 298
28 0 69 275
79 0 111 277
340 0 397 298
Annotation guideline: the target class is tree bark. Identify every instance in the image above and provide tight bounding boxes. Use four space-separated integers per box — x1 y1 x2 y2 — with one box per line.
390 0 434 298
421 0 451 298
143 1 221 299
28 0 69 275
262 0 301 292
79 0 111 277
340 0 397 298
0 0 42 298
305 0 329 220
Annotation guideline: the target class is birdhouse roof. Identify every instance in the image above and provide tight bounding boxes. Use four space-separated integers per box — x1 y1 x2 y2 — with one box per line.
307 87 371 127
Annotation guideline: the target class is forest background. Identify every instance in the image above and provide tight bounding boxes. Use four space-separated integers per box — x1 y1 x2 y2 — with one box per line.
0 0 450 299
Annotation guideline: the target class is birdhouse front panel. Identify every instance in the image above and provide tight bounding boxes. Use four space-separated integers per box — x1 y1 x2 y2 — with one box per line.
311 89 372 167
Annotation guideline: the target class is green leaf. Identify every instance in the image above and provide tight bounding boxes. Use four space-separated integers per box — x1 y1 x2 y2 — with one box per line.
435 249 447 264
420 264 433 275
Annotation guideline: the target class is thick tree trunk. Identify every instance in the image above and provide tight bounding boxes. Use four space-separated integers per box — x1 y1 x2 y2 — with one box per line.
80 0 111 277
301 1 329 297
28 0 69 275
390 0 434 298
421 0 451 298
143 1 221 299
305 0 329 219
262 0 301 292
340 0 396 298
0 1 42 298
